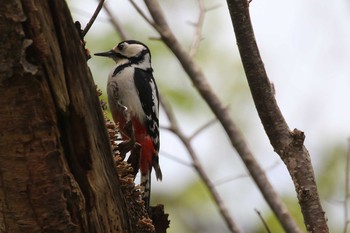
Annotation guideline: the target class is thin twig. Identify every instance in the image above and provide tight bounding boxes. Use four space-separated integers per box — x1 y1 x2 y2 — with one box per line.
214 160 280 186
188 2 221 58
188 118 217 141
205 4 222 12
137 1 302 232
70 6 109 23
160 96 242 233
189 0 205 58
82 0 105 37
160 150 192 167
255 209 272 233
344 138 350 233
159 125 171 131
102 3 128 40
128 1 157 29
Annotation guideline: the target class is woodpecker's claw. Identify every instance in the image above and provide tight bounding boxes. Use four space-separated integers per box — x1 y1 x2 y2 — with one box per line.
118 141 133 160
117 120 135 159
124 120 134 141
117 121 142 180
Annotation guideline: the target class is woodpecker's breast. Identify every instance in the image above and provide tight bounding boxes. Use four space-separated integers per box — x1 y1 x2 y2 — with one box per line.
107 66 146 122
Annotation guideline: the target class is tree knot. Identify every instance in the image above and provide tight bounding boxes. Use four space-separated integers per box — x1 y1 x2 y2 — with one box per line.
290 128 305 149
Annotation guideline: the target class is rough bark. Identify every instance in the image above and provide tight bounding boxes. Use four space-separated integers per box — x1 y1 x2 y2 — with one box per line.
0 0 133 232
226 0 329 232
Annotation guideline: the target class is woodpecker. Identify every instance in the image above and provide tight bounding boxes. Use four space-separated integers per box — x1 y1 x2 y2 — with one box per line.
95 40 162 208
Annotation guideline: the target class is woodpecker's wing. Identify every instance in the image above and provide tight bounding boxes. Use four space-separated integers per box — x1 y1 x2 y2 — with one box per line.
133 68 160 152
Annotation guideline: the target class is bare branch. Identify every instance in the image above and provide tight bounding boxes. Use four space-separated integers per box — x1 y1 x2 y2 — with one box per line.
189 0 205 58
128 0 157 29
160 96 243 233
188 118 217 141
82 0 105 37
137 1 302 232
226 0 328 231
214 160 280 186
159 125 171 131
102 3 128 40
160 150 192 167
254 209 272 233
70 6 109 23
149 36 162 41
205 4 222 12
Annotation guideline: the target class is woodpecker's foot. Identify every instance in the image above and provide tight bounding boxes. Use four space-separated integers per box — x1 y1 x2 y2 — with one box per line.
127 143 141 178
123 120 134 141
117 119 136 159
117 139 134 160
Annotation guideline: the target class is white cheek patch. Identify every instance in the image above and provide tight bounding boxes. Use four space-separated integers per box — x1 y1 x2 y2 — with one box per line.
125 44 145 57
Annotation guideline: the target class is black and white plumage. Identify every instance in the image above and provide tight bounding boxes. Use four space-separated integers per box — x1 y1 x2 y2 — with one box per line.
95 40 162 208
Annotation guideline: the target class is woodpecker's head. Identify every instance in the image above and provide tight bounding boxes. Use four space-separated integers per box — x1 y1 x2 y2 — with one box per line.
95 40 151 69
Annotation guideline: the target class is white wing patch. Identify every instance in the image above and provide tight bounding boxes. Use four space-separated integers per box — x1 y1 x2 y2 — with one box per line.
149 78 159 119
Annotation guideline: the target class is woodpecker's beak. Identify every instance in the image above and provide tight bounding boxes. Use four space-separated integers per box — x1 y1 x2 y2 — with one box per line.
94 50 116 58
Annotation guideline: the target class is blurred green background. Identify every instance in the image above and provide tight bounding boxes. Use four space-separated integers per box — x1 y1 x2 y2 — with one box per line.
69 0 350 232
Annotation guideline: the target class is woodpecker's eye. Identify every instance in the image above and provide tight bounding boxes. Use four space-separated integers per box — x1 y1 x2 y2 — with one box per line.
117 43 125 50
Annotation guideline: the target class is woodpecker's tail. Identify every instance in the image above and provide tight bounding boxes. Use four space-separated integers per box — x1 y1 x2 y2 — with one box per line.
140 155 162 210
152 154 162 181
141 170 151 209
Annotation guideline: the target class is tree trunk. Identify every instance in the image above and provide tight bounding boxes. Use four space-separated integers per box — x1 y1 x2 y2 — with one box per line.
0 0 138 232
